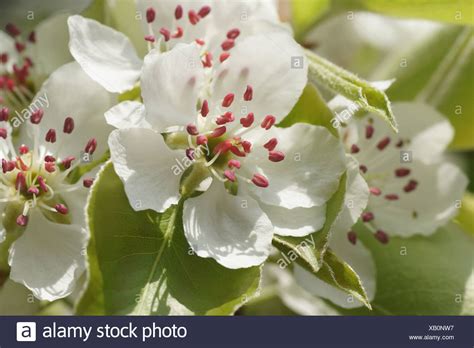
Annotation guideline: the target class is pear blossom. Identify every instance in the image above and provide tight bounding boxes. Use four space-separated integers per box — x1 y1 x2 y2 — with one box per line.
67 0 282 93
0 62 114 301
294 102 468 309
107 34 347 269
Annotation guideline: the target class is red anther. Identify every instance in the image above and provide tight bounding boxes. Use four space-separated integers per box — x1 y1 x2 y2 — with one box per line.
369 187 382 196
16 172 26 190
38 176 48 192
403 179 418 193
261 115 276 130
230 145 246 157
15 42 25 53
195 38 205 46
85 138 97 154
240 113 254 128
252 174 269 188
385 194 399 201
0 128 7 139
198 5 211 18
30 109 44 124
201 100 209 117
186 124 199 135
377 136 391 150
213 140 232 154
0 53 7 64
243 85 253 101
396 139 404 148
5 23 21 37
28 31 36 43
242 140 252 154
228 159 241 169
45 162 56 173
16 214 28 227
146 7 156 23
221 39 235 51
210 126 226 138
374 230 389 244
224 169 236 182
24 57 33 67
61 156 75 169
0 107 8 122
227 28 240 39
196 135 208 145
359 165 368 173
16 156 28 171
219 52 230 63
44 155 56 162
350 144 360 154
222 93 234 107
347 231 357 245
188 10 200 25
395 168 410 177
144 35 155 43
361 211 374 222
3 160 15 173
202 52 212 68
264 138 278 151
269 151 285 162
6 78 15 91
27 186 39 195
366 125 374 139
45 129 56 143
1 159 7 173
83 178 94 188
185 148 195 160
63 117 75 134
175 5 183 19
216 112 234 125
19 144 29 154
159 28 171 42
55 203 69 215
171 26 184 39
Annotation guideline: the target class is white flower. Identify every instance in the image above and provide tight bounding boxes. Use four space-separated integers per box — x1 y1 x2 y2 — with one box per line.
0 62 114 301
294 102 468 309
108 34 347 269
67 0 282 93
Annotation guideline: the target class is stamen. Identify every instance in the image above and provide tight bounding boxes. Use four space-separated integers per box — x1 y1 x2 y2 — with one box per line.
200 100 209 117
366 125 374 139
350 144 360 154
61 156 75 169
202 52 212 67
28 31 36 43
185 148 195 160
240 113 254 128
369 187 382 196
361 212 374 222
227 28 240 40
222 93 235 107
30 109 44 124
196 135 208 145
195 38 205 46
198 6 211 18
45 162 55 173
243 85 253 101
261 115 276 130
146 7 156 23
171 27 183 39
210 126 226 138
216 112 234 125
27 186 39 195
0 53 8 64
224 170 236 182
16 172 26 190
0 128 7 139
84 138 97 154
16 214 28 226
38 176 48 192
396 140 404 148
0 107 9 121
228 159 241 169
15 42 26 53
219 52 230 63
347 231 357 245
252 174 269 188
385 194 399 201
45 129 56 143
55 203 69 215
175 5 183 20
403 179 418 193
44 155 56 162
6 23 21 37
268 151 285 162
63 117 75 134
159 28 171 42
221 39 235 51
242 140 252 153
83 178 94 188
186 124 199 135
213 140 232 154
395 168 410 177
377 137 390 150
144 35 155 43
374 230 389 244
359 165 368 173
264 138 278 151
188 10 200 25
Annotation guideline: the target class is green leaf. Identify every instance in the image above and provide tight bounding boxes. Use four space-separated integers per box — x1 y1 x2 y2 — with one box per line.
291 0 332 41
382 26 474 150
306 50 398 132
279 84 338 137
77 162 261 315
272 172 347 273
336 223 474 315
356 0 473 26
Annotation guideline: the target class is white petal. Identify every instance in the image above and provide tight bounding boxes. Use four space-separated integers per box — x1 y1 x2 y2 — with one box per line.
109 128 181 213
141 44 204 131
368 161 468 237
8 211 87 301
260 202 326 237
28 62 115 160
183 182 273 269
105 101 151 129
33 12 73 79
246 124 346 209
294 227 376 309
68 15 142 93
211 31 307 123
